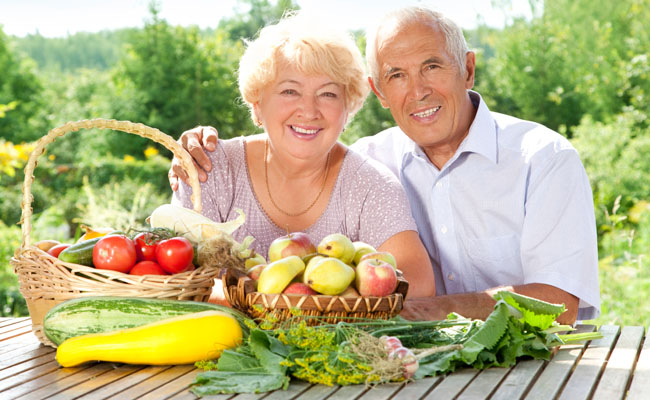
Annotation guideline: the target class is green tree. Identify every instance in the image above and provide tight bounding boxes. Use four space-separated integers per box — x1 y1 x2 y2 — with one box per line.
112 3 253 151
0 27 44 142
219 0 299 40
477 0 650 135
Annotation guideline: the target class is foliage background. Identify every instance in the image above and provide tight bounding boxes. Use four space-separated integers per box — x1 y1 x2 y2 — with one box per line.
1 0 649 325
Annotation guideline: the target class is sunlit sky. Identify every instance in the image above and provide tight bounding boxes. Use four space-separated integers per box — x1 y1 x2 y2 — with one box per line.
1 0 533 38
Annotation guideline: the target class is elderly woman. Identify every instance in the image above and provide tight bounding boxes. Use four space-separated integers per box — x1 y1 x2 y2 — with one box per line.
173 13 435 297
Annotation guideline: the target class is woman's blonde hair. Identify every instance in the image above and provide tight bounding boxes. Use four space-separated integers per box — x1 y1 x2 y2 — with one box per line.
238 11 369 124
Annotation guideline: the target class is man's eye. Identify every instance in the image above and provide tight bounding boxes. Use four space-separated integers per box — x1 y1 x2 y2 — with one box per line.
425 64 439 71
388 72 404 80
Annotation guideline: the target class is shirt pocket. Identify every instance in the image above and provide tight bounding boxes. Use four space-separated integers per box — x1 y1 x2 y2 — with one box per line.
466 234 523 288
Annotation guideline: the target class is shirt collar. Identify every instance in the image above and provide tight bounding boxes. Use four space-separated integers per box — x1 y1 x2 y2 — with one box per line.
457 91 498 164
403 90 498 166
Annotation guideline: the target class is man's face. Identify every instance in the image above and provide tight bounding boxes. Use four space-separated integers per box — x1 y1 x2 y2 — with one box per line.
371 20 476 161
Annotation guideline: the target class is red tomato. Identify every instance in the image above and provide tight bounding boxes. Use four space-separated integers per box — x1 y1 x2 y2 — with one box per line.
155 237 194 274
93 235 137 273
47 244 70 258
130 260 168 275
133 232 159 262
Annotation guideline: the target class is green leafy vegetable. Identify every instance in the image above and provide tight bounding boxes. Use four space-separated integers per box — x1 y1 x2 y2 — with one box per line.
191 291 602 396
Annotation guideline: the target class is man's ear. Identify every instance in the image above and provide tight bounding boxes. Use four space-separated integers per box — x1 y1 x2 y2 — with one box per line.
369 77 389 108
464 51 476 89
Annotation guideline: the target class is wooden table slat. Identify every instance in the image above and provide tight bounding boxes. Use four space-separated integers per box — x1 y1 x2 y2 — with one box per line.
356 382 403 400
262 380 312 400
104 365 195 400
8 362 116 399
137 368 200 400
74 365 172 400
321 383 369 400
391 376 441 399
558 324 620 400
289 381 339 400
0 317 30 330
625 326 650 400
0 359 61 393
457 366 510 400
0 349 57 382
422 367 479 399
490 359 545 400
592 325 644 400
45 364 146 400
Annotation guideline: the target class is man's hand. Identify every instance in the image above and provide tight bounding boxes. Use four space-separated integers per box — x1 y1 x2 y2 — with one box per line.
169 126 219 191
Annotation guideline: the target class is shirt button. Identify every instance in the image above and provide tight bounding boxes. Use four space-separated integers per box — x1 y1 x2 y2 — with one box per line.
447 273 455 281
440 225 448 234
435 181 443 188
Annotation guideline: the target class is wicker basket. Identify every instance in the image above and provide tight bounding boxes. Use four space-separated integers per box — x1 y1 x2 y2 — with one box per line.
222 268 409 325
11 119 219 347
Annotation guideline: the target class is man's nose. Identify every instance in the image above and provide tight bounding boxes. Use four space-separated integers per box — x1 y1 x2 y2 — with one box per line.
407 74 432 102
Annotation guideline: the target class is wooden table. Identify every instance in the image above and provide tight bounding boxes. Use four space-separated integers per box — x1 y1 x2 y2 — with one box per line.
1 318 648 400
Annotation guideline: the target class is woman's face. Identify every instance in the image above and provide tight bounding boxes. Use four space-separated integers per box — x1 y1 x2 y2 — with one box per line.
254 64 348 161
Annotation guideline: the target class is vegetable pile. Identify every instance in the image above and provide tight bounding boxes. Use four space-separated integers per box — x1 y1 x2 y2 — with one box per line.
34 204 255 276
190 291 602 396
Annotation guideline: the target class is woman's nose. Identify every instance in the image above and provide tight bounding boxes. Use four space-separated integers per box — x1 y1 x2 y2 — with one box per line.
297 95 320 119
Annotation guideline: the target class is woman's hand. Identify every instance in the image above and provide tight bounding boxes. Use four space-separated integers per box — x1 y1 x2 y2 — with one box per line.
377 231 436 298
169 126 220 190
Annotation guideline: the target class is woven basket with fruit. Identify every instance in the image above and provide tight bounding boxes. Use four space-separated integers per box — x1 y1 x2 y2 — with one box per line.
223 231 409 325
11 119 252 347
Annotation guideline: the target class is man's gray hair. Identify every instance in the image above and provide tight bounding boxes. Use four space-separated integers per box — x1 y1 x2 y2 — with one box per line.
366 6 469 89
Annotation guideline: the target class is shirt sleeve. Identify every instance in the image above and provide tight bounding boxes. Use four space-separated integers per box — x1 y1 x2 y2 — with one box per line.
351 156 419 249
520 148 601 320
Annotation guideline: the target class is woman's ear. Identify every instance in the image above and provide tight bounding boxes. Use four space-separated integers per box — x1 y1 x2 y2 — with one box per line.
252 103 263 127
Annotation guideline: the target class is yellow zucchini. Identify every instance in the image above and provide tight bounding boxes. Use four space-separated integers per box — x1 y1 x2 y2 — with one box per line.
56 310 242 367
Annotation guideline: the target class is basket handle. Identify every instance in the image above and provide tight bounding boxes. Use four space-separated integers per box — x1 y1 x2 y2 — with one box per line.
19 118 202 248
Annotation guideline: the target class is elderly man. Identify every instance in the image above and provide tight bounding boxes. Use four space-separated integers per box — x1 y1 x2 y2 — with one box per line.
169 7 600 325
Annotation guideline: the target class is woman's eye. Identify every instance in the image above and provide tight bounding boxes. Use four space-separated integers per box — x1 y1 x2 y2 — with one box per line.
321 92 338 98
281 89 297 95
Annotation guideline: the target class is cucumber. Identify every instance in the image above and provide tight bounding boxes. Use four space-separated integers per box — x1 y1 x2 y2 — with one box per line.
58 237 101 266
43 296 251 346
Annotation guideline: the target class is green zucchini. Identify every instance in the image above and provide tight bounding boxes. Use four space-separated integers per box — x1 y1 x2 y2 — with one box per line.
43 296 251 346
57 237 102 266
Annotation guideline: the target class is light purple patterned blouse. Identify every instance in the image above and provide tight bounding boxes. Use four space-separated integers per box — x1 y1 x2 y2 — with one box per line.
172 136 417 258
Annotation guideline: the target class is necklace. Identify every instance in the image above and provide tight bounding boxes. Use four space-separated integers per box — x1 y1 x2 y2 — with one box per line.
264 139 331 217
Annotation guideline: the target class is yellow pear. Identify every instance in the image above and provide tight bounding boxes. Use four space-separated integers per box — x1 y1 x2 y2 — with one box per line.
317 233 355 264
352 241 377 266
257 255 305 294
302 255 325 284
305 257 355 295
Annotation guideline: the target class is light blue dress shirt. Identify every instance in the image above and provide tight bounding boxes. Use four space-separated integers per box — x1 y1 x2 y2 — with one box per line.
351 91 600 320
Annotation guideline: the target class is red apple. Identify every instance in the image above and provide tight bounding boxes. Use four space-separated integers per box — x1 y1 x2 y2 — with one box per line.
359 251 397 270
355 258 398 297
283 282 318 295
268 232 316 262
247 263 266 281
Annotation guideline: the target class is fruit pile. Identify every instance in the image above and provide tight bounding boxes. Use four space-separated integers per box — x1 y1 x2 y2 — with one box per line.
246 232 400 297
